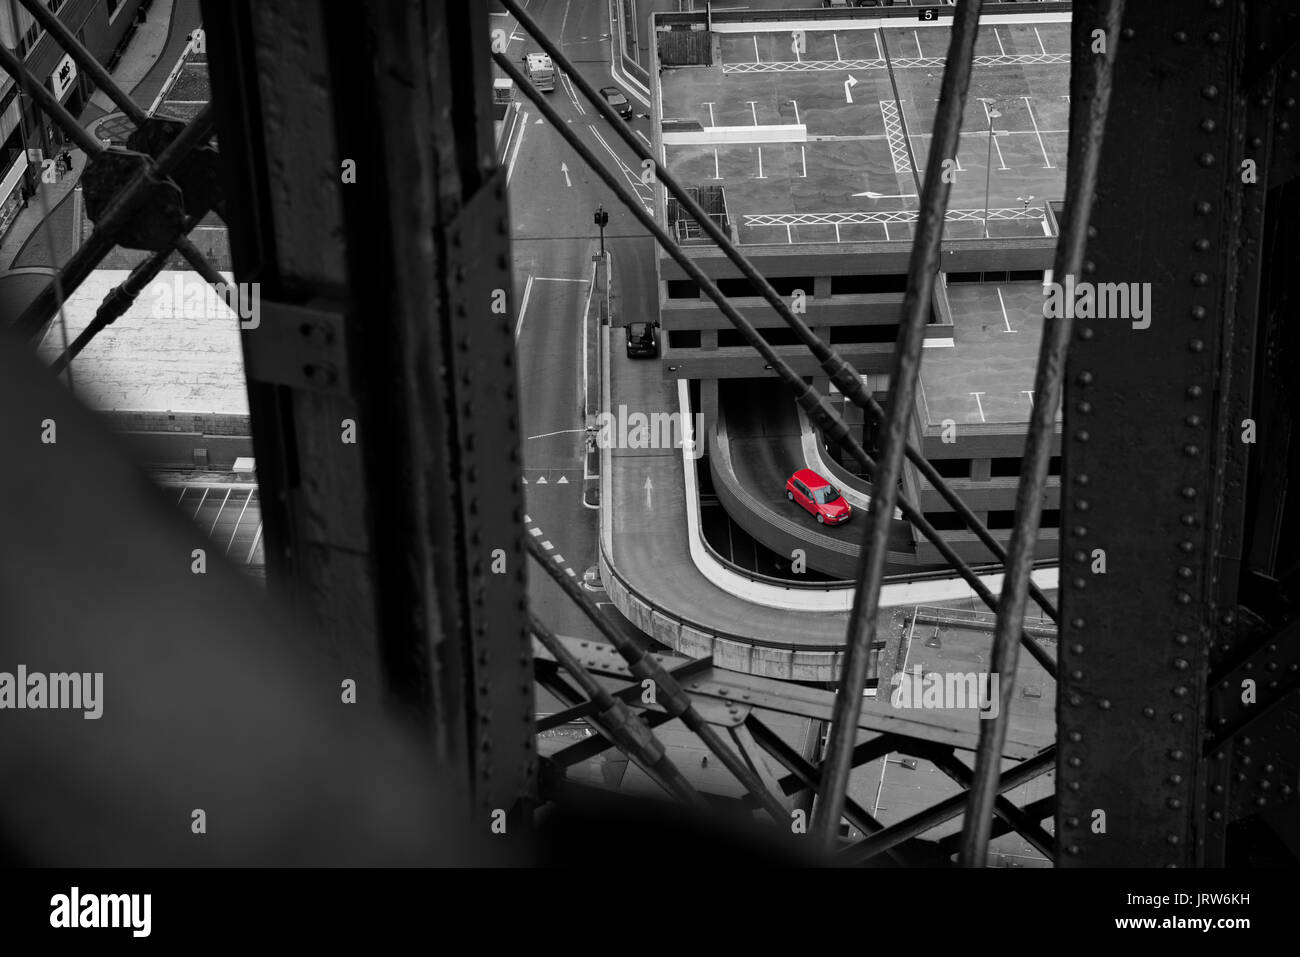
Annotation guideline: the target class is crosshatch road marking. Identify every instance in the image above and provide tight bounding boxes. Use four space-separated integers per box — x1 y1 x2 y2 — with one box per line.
722 52 1069 73
880 100 912 173
744 207 1044 229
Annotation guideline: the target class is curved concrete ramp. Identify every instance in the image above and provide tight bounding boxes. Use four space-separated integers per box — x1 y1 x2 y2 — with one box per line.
712 379 915 579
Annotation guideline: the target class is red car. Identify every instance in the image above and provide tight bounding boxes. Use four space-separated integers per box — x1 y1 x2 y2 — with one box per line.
786 469 852 525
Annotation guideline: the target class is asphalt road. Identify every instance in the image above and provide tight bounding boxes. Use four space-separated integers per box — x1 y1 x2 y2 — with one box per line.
504 0 660 673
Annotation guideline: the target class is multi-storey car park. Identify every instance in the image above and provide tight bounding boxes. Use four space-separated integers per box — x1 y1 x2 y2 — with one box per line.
650 3 1070 577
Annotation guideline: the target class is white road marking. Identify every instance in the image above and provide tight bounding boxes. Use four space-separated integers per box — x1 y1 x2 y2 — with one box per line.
1034 26 1047 55
533 277 590 283
994 27 1006 57
970 391 987 423
530 527 542 537
515 273 534 339
754 35 760 62
756 146 765 178
542 540 554 550
527 428 586 439
835 33 844 61
800 145 807 178
1021 390 1035 407
998 287 1017 333
1023 96 1054 168
747 100 759 125
506 110 530 184
790 98 800 125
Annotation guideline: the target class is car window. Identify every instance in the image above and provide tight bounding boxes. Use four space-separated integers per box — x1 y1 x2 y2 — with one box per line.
814 485 841 505
794 480 808 496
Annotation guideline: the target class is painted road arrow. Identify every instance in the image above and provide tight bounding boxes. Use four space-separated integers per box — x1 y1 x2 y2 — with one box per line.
561 162 572 187
844 75 858 103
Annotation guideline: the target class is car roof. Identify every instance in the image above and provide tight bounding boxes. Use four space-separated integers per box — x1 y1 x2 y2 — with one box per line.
600 86 619 94
791 468 831 489
628 321 649 332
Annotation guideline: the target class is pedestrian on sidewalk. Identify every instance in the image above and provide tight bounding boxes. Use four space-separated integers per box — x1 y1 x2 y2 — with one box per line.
61 150 73 175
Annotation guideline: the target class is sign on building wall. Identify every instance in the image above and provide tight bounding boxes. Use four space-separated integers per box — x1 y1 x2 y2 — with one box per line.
50 53 78 101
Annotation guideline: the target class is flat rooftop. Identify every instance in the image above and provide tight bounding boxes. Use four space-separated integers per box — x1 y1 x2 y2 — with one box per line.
36 270 249 417
919 280 1062 430
657 11 1070 246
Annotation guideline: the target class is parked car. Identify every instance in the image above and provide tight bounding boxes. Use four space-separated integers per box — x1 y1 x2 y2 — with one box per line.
626 321 658 358
786 469 852 525
599 85 634 120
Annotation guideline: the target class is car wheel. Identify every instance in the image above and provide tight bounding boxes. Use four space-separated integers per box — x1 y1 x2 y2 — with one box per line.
786 491 794 501
817 514 825 524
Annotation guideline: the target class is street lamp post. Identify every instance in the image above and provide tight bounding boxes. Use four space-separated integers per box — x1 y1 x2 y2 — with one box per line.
594 204 608 259
982 106 1001 239
1017 195 1035 235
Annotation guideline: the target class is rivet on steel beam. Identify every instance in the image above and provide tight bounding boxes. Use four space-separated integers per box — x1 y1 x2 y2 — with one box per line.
1206 31 1221 44
1170 773 1184 784
1076 500 1090 512
1167 835 1181 846
1066 844 1080 854
1176 592 1191 605
1177 566 1193 579
1068 756 1083 768
1071 643 1084 654
1194 201 1212 215
1202 85 1219 99
1200 119 1216 133
1072 550 1087 563
1168 798 1183 809
1178 540 1194 553
1186 385 1203 398
1098 699 1111 710
1170 749 1185 760
1075 474 1090 486
1070 669 1084 680
1236 772 1248 782
1082 260 1096 274
1077 371 1093 385
1256 797 1269 807
1068 781 1081 791
1281 121 1292 133
1073 526 1088 538
1066 817 1080 828
1067 730 1082 742
1078 326 1094 340
1184 446 1200 458
1073 578 1087 591
1181 514 1198 527
1172 712 1185 723
1143 707 1156 718
1186 414 1202 426
1189 339 1205 352
1174 633 1190 645
1075 429 1089 441
1242 735 1251 746
1181 486 1198 499
1076 400 1092 413
1173 30 1187 43
1071 617 1085 629
1069 694 1081 706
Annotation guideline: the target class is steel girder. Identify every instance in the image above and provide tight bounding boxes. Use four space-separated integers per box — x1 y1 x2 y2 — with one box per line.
201 0 534 818
1057 0 1294 865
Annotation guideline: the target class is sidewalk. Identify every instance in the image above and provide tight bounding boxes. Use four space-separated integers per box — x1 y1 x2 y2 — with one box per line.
0 0 201 271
